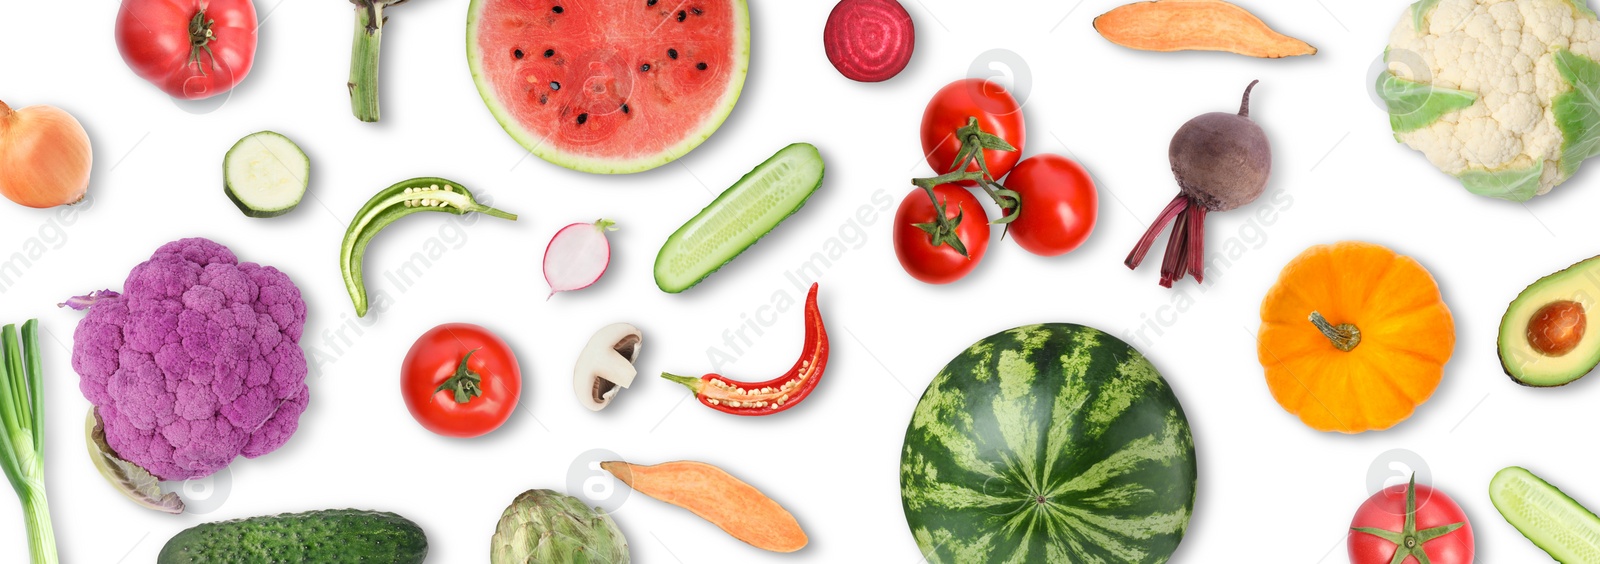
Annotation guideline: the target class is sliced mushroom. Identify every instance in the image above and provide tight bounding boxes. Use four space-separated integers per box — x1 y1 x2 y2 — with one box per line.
575 323 642 411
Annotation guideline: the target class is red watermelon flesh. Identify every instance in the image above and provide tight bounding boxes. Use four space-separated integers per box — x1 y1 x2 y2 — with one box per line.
468 0 750 174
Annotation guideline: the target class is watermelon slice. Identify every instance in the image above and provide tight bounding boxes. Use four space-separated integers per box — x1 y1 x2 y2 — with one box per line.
467 0 750 174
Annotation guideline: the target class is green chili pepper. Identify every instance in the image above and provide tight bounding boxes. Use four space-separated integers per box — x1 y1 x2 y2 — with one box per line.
340 177 517 316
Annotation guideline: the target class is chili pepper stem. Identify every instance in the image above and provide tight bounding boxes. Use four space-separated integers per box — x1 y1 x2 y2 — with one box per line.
660 373 704 393
471 205 518 221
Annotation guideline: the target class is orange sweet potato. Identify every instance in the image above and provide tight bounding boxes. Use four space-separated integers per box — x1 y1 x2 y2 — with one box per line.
1093 0 1316 58
602 460 807 552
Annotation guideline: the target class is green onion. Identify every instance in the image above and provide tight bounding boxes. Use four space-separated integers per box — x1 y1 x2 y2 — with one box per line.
0 320 57 563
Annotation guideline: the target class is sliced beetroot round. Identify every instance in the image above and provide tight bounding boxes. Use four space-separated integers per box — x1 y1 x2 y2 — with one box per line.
823 0 915 83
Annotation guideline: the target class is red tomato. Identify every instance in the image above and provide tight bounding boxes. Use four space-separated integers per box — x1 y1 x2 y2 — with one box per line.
894 185 991 284
920 79 1025 185
115 0 258 100
401 323 522 438
1004 154 1098 256
1349 480 1474 564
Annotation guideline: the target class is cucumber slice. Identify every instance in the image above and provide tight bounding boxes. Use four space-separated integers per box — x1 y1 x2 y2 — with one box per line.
654 143 825 293
1490 466 1600 562
224 131 309 218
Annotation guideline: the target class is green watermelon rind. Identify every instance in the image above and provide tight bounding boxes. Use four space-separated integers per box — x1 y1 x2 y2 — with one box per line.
899 324 1198 564
465 0 751 175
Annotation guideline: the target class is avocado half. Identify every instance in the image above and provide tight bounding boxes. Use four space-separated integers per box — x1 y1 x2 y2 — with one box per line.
1499 256 1600 386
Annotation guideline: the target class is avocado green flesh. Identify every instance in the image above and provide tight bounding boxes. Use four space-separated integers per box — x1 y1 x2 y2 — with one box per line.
1499 257 1600 386
653 143 825 293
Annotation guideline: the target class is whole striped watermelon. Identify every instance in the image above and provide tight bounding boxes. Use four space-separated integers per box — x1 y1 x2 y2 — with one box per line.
900 324 1197 563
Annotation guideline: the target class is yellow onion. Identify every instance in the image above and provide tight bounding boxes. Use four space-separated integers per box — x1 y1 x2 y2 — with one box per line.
0 100 91 208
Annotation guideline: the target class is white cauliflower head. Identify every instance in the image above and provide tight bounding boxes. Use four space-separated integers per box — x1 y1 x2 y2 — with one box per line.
1382 0 1600 200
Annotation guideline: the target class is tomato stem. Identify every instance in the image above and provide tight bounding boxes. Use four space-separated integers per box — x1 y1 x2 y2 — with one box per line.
187 9 219 76
1350 474 1467 564
911 117 1022 224
908 116 1023 256
907 183 971 257
434 349 484 404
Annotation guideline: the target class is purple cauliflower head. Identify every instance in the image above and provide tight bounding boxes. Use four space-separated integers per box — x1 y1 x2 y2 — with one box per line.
71 238 309 480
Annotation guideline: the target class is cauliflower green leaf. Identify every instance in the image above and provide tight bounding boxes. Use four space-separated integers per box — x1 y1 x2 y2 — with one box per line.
1377 71 1478 133
1555 48 1600 178
1570 0 1598 19
87 409 183 514
1459 162 1544 201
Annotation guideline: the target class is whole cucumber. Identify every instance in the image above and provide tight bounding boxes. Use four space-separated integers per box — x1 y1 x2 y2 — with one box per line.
158 509 427 564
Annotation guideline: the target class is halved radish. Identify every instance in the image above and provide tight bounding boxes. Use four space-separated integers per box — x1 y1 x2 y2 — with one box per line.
545 219 617 298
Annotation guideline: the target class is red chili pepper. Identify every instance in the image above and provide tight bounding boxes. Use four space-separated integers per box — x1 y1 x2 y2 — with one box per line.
662 283 828 416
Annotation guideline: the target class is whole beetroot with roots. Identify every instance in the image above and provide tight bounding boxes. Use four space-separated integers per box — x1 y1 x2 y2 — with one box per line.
1127 80 1272 287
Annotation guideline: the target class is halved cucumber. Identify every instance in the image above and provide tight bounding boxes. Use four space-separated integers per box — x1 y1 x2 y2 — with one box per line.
224 131 309 218
1490 466 1600 562
654 143 825 293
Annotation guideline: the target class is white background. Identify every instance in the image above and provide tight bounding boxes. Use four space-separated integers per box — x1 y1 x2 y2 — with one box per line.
0 0 1592 562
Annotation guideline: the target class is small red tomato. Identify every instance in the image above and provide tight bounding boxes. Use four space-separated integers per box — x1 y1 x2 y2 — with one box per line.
1004 154 1098 256
920 79 1025 185
894 185 990 284
401 323 521 438
115 0 258 100
1349 477 1474 564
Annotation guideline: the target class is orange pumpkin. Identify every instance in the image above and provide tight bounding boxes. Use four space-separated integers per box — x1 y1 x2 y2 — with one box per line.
1257 241 1455 433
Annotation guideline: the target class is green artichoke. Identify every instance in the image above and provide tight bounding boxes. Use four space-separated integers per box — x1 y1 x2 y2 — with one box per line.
491 489 629 564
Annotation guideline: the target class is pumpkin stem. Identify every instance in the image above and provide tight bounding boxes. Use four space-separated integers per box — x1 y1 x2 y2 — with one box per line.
1309 311 1361 352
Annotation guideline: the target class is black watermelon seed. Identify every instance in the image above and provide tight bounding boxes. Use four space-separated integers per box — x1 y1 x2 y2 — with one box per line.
696 62 707 70
692 7 703 15
539 94 548 104
621 103 630 114
640 64 650 72
513 49 524 59
544 49 555 58
552 5 563 13
550 81 561 90
676 10 686 21
647 0 656 5
577 113 588 125
668 48 678 59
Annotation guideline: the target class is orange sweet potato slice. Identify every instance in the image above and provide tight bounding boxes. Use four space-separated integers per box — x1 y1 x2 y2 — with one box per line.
1093 0 1316 58
602 460 807 552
